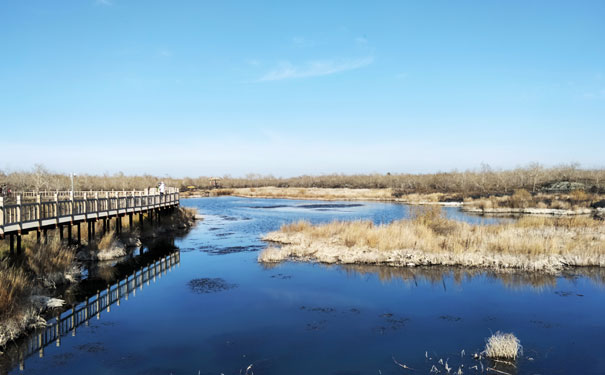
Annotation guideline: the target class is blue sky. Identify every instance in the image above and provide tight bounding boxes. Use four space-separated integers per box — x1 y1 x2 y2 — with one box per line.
1 1 604 177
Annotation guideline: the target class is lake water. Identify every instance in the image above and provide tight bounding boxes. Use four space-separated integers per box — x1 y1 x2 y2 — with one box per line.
5 197 605 374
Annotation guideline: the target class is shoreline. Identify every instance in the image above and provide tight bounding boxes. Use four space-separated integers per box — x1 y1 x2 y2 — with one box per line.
183 187 604 217
258 214 605 274
0 207 197 349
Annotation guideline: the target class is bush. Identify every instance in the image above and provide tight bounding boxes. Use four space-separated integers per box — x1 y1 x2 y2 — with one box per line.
510 189 532 208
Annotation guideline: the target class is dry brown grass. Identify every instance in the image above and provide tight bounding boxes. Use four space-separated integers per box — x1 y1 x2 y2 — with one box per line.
0 261 29 320
465 189 603 211
24 235 75 278
484 332 522 360
98 230 117 249
228 187 394 201
260 207 605 272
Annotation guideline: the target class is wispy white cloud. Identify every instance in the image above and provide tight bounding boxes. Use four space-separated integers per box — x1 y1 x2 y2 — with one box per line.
95 0 113 6
258 57 374 82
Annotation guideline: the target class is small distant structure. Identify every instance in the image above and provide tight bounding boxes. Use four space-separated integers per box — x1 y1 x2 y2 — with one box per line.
209 177 222 189
185 185 196 191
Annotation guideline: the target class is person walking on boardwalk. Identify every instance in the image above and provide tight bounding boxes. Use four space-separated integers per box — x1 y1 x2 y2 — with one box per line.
158 181 166 196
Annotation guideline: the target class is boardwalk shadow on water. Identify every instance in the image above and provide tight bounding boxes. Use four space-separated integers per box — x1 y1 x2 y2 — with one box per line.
0 247 181 373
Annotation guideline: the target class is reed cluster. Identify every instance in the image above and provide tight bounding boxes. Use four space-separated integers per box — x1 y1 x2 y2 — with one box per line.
484 332 522 360
260 207 605 272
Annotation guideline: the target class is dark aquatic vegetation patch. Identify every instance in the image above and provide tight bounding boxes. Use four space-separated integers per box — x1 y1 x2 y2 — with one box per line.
208 227 222 231
188 278 237 294
198 245 264 255
180 247 197 253
270 273 292 279
439 315 462 322
248 204 291 209
349 308 361 314
378 313 410 331
554 290 584 297
300 306 336 313
306 320 328 331
297 203 364 209
530 319 559 329
76 342 106 353
215 232 235 237
220 215 239 221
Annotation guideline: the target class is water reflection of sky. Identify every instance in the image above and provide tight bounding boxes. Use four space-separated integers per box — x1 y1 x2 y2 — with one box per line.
10 197 605 374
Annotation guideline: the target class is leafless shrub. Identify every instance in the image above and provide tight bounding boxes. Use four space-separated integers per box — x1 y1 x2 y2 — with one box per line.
2 163 604 197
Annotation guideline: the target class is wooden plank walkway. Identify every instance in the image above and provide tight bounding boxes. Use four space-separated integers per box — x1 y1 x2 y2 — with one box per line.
0 188 180 237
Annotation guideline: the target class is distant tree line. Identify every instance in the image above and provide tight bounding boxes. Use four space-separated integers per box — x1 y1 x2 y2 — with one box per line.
2 163 604 198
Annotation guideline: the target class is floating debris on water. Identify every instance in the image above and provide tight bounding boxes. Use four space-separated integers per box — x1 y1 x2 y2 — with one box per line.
188 278 237 294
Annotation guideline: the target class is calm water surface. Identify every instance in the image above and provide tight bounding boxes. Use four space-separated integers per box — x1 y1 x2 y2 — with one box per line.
9 197 605 374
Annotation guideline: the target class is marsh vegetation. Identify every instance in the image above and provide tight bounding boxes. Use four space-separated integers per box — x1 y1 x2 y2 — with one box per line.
260 206 605 272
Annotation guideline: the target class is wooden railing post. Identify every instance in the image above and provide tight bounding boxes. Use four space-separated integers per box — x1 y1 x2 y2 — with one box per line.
0 196 4 227
83 193 87 214
36 194 41 222
69 191 74 216
54 193 58 218
94 192 99 212
16 195 21 224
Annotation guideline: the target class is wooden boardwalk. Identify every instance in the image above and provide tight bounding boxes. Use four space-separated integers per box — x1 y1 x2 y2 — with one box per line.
0 188 180 253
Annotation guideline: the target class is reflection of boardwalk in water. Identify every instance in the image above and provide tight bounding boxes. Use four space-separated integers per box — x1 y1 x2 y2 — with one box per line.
5 251 180 372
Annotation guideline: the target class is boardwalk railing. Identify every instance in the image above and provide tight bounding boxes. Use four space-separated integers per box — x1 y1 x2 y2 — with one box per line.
0 188 179 236
5 251 181 371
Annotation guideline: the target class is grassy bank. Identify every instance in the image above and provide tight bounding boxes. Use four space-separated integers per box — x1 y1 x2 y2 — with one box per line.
260 207 605 273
